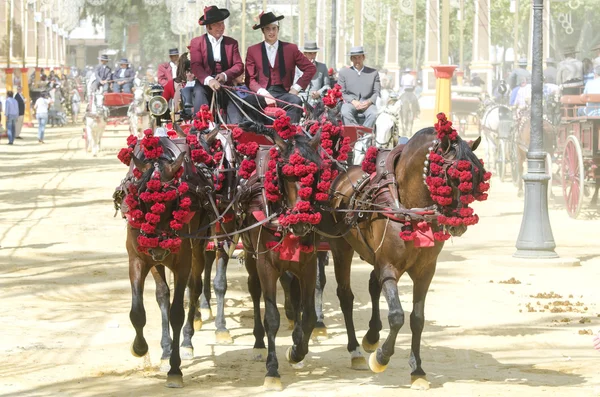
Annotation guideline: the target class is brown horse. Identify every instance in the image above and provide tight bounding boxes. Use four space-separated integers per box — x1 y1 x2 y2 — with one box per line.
311 127 485 389
121 134 216 388
238 123 323 390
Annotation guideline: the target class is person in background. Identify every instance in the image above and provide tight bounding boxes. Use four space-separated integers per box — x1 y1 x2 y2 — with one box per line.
557 47 583 94
4 91 19 145
578 65 600 116
112 59 135 93
157 48 180 87
470 72 484 87
399 67 420 119
71 88 81 124
232 73 249 99
293 41 330 107
508 58 531 90
14 86 26 140
583 58 594 86
544 58 557 84
34 92 52 143
92 54 112 92
162 52 195 117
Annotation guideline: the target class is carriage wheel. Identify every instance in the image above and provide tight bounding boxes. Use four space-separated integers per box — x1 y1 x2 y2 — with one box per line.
509 140 521 187
495 139 507 182
561 136 585 219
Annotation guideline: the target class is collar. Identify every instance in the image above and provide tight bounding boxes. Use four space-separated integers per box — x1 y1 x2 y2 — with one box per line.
352 65 365 74
170 61 177 67
265 40 279 50
208 33 223 45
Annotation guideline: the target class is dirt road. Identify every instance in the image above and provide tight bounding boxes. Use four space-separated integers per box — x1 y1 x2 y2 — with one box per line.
1 124 599 397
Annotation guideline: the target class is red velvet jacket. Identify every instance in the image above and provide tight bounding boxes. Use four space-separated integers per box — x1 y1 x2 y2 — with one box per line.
157 62 173 87
245 41 316 93
190 34 244 85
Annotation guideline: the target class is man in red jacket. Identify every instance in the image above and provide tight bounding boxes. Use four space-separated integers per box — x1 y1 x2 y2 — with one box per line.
245 12 316 123
190 5 244 122
157 48 180 87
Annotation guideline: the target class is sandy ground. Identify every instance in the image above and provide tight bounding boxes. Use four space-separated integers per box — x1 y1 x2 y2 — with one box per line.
1 122 599 397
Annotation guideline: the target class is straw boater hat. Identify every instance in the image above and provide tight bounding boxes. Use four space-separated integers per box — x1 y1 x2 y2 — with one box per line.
517 57 528 66
253 11 284 30
98 54 109 61
348 46 366 56
198 5 230 26
301 41 320 52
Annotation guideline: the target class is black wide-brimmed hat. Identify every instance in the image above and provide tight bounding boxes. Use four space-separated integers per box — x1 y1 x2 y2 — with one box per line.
199 5 230 26
253 11 284 30
119 58 129 64
168 48 179 56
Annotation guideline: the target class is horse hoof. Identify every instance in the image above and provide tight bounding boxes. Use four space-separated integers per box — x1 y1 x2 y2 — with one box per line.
351 350 368 371
287 319 295 330
286 346 300 365
215 330 233 344
193 318 203 331
368 352 387 373
311 326 328 340
263 376 283 391
180 346 194 360
200 307 213 321
159 359 170 373
130 342 147 358
165 374 184 388
411 375 431 390
361 335 379 353
252 348 267 362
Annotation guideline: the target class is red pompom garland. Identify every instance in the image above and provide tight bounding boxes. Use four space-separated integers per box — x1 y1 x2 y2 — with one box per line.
322 84 343 108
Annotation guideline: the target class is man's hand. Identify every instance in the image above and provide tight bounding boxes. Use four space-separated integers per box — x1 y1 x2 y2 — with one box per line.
216 73 226 83
289 88 299 96
265 95 277 106
356 100 371 111
118 81 125 85
209 79 221 91
311 91 321 100
351 100 361 109
100 80 107 85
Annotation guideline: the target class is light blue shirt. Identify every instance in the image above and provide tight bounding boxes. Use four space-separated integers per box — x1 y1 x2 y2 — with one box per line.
4 97 19 117
583 77 600 116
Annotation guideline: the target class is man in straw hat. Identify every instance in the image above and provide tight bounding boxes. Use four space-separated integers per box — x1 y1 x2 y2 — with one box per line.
337 46 380 128
189 5 244 121
557 46 583 94
293 41 330 106
508 57 531 90
544 58 557 85
244 11 316 123
92 54 112 92
157 48 180 88
112 58 135 93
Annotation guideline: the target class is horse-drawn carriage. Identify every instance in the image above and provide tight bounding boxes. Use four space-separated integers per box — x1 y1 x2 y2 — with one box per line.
555 93 600 218
451 86 484 135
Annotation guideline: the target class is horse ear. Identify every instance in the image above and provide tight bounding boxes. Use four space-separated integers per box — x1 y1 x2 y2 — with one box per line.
132 153 151 172
273 133 287 152
167 152 186 176
173 122 186 138
309 130 321 150
204 126 220 146
469 136 482 151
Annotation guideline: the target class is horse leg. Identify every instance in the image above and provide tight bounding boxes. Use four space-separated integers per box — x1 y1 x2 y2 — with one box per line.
259 260 283 390
407 263 436 390
199 249 215 321
591 184 599 206
279 271 296 330
362 269 383 353
213 247 233 344
150 265 173 372
330 240 367 370
129 256 151 358
287 263 317 369
181 241 205 361
369 267 404 374
246 252 267 361
312 251 328 337
165 261 192 388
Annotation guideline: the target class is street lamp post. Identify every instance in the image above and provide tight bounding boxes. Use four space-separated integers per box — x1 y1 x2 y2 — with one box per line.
514 0 557 259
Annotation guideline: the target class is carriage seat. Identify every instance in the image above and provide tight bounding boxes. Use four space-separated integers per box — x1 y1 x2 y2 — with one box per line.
561 94 600 119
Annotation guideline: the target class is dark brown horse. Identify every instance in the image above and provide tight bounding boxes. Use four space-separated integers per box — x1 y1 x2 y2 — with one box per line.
310 127 485 389
120 134 216 388
238 124 322 390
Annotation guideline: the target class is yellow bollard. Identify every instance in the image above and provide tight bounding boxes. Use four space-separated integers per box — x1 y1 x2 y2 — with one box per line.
432 65 457 121
456 70 464 86
20 67 33 127
5 68 14 93
35 67 41 85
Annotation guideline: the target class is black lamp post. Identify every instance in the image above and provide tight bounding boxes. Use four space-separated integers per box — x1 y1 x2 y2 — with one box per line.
514 0 557 259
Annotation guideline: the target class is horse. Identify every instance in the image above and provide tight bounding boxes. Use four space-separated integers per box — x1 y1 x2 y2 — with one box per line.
373 93 402 149
118 130 218 388
237 121 323 390
310 122 487 389
128 83 150 138
84 92 107 156
399 89 419 137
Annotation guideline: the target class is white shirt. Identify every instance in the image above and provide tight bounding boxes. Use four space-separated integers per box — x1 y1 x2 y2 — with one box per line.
400 73 416 88
515 84 532 108
170 61 177 79
258 40 301 97
34 97 50 114
351 65 365 76
119 68 126 78
204 33 228 86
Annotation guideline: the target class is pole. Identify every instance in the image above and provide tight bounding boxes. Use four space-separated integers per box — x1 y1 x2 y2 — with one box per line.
513 0 520 66
514 0 557 258
353 0 361 45
441 0 449 64
459 0 464 70
241 0 246 56
330 0 336 68
375 3 380 66
412 0 417 70
299 0 305 46
7 0 13 68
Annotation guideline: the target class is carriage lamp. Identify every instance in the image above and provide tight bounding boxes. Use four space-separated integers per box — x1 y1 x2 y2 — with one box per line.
148 96 168 117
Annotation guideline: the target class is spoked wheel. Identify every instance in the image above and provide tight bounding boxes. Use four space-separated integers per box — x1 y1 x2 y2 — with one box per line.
495 139 507 182
510 140 521 187
561 136 585 219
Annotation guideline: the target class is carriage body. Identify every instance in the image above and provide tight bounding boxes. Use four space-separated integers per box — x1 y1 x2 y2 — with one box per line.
450 86 483 135
103 92 134 124
556 93 600 218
